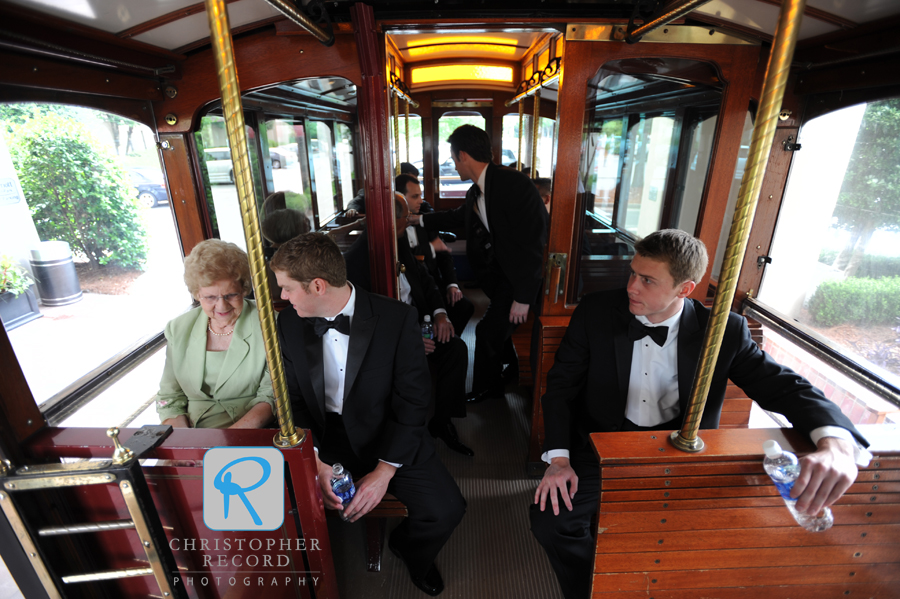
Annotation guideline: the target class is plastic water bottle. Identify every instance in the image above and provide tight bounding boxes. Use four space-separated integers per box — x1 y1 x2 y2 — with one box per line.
421 315 433 340
330 463 356 506
762 440 833 532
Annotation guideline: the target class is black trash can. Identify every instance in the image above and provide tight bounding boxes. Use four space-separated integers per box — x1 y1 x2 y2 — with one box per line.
30 241 82 307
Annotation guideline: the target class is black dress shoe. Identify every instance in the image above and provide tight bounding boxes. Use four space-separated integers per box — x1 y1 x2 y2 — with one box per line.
466 388 504 404
389 537 445 596
429 421 474 456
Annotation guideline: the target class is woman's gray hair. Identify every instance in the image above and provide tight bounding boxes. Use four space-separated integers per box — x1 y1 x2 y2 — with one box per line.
183 239 252 298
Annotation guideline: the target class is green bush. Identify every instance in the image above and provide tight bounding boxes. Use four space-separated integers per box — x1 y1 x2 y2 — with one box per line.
808 276 900 326
818 250 900 279
6 113 147 270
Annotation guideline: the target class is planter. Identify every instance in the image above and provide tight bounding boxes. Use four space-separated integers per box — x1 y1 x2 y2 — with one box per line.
0 286 42 331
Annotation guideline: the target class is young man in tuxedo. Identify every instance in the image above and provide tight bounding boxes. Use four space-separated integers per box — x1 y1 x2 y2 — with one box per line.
410 125 548 401
530 229 869 599
397 172 475 337
344 195 473 456
271 233 465 596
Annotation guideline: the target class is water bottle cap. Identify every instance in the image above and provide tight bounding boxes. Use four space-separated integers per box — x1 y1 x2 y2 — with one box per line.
762 440 783 458
332 463 344 476
424 315 431 322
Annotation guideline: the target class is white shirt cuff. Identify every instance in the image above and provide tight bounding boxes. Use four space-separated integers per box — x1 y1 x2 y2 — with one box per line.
379 459 402 468
810 426 872 467
542 449 570 464
447 283 460 290
433 308 447 318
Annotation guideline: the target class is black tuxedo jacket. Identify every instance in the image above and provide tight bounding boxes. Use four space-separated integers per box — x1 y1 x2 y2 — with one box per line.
542 289 867 453
409 224 458 291
424 162 548 305
277 286 435 466
345 230 445 322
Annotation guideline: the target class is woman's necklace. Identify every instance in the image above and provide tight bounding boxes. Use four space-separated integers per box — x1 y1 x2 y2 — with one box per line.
208 320 234 336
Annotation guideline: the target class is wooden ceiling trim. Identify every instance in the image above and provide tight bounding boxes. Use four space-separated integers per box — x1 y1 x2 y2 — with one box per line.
688 13 774 44
753 0 856 29
0 2 184 62
117 0 241 39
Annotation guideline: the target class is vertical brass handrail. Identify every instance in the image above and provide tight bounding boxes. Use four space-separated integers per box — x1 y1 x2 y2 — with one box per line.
671 0 808 452
204 0 302 448
517 100 525 171
531 90 541 178
393 92 401 176
404 98 410 167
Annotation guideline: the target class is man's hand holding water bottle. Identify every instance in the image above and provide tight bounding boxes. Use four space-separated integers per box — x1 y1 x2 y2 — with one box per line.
792 436 858 516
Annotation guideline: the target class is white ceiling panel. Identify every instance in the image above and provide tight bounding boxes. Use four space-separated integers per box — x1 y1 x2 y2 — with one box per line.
132 0 282 50
6 0 196 34
695 0 840 40
807 0 900 24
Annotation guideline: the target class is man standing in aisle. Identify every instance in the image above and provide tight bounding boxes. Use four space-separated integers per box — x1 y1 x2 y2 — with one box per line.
411 125 548 401
530 228 869 599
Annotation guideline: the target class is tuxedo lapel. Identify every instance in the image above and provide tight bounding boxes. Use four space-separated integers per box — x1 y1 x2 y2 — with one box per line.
343 288 378 403
302 319 327 420
677 299 705 410
612 300 634 415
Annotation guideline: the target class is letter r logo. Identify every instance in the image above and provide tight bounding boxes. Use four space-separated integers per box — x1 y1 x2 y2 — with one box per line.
203 447 284 531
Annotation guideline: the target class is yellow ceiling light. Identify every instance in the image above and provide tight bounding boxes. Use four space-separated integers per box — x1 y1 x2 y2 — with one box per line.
407 44 518 58
406 36 518 48
410 65 514 85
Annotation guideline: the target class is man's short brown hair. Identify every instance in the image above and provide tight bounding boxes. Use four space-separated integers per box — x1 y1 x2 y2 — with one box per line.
270 232 347 289
634 229 708 285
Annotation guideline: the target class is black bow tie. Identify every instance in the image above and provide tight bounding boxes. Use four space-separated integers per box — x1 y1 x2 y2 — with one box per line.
305 314 350 337
628 318 669 347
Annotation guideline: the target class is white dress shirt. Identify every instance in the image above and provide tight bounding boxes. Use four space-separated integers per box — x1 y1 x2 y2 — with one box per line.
544 299 870 466
473 164 489 232
322 284 356 415
625 307 683 427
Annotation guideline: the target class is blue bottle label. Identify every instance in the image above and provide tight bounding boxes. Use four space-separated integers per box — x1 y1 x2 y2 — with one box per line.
333 480 356 505
773 479 794 500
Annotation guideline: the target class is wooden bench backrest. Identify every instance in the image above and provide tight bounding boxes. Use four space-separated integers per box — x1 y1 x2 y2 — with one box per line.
590 426 900 598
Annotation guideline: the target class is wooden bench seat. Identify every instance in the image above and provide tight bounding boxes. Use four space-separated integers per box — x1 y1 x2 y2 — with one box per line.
327 493 408 572
589 426 900 598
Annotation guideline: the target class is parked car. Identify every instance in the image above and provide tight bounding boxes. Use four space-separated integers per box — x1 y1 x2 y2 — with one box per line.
270 147 298 169
128 168 168 208
204 147 234 184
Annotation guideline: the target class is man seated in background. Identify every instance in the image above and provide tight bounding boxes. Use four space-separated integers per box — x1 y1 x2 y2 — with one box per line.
397 172 474 337
530 228 870 599
533 177 552 213
272 233 465 596
345 195 473 456
346 162 432 217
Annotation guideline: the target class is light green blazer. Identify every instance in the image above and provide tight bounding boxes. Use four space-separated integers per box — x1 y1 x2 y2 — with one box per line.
155 299 275 428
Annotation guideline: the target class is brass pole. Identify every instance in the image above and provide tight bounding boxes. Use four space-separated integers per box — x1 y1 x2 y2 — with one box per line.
204 0 302 448
671 0 808 452
405 98 410 166
531 90 540 178
517 100 525 171
263 0 332 45
393 92 401 176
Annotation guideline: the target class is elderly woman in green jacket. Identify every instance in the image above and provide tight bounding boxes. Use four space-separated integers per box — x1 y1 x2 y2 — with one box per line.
156 240 274 429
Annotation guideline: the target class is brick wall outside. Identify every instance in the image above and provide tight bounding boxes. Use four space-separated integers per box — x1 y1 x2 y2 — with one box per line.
760 327 900 426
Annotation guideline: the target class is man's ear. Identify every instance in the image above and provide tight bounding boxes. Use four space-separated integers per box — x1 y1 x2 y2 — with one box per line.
310 278 327 295
676 280 696 298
